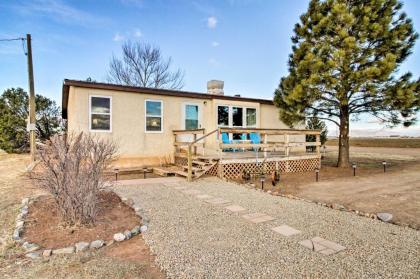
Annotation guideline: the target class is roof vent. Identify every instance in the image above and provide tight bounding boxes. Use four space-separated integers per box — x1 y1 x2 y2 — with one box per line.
207 80 224 95
234 94 241 97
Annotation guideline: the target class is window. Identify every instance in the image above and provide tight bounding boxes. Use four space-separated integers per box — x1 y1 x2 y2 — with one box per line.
217 106 229 126
185 104 199 130
217 105 257 128
232 107 243 127
145 100 163 132
246 108 256 127
90 96 111 131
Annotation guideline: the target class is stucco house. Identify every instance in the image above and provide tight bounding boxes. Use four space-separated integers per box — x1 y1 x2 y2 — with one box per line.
62 79 320 180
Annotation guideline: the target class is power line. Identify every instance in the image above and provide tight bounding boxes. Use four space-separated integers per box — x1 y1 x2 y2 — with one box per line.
0 37 27 55
0 37 25 42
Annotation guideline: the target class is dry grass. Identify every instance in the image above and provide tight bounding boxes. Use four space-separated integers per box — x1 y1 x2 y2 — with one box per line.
0 153 163 279
326 137 420 148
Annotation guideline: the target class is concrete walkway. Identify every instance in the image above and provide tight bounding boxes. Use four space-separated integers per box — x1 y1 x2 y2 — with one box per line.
114 177 420 278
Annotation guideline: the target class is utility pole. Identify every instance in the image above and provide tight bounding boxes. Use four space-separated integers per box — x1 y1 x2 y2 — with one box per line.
26 34 36 163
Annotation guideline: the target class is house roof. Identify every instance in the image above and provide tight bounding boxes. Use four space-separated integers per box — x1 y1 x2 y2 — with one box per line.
62 79 275 119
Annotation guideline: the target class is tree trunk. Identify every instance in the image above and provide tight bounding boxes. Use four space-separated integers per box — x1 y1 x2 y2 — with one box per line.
337 110 350 168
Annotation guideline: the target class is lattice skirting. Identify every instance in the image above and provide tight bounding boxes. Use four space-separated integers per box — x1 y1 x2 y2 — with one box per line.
175 156 188 166
216 158 320 180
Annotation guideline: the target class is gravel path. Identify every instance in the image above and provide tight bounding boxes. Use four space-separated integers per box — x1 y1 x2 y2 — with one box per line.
114 177 420 278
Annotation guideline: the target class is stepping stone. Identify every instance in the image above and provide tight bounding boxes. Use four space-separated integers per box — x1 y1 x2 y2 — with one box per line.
205 198 231 205
299 237 346 255
182 189 202 195
196 194 213 199
242 213 275 224
225 205 246 213
271 225 301 237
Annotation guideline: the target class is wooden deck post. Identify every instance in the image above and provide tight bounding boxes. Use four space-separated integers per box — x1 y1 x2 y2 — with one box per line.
187 145 193 182
316 134 321 156
263 133 268 158
193 133 197 155
285 134 290 157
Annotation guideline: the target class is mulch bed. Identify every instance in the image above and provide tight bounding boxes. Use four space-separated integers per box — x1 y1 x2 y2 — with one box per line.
23 191 140 249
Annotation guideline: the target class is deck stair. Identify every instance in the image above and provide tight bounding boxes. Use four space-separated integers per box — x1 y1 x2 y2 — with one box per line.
176 157 218 180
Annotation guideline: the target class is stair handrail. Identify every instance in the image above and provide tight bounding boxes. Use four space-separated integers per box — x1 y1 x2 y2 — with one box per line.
187 128 219 181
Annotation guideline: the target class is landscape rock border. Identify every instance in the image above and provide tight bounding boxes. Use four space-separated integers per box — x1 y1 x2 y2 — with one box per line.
13 193 148 259
235 180 416 230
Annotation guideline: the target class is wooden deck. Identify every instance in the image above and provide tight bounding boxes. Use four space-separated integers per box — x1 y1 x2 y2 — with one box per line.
173 128 322 181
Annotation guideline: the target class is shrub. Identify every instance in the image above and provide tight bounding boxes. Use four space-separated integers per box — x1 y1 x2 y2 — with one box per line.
31 133 117 226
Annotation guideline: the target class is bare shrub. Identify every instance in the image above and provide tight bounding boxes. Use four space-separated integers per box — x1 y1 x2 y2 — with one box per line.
31 132 117 226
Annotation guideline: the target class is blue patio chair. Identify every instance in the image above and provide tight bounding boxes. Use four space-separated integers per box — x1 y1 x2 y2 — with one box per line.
249 132 261 152
221 132 237 152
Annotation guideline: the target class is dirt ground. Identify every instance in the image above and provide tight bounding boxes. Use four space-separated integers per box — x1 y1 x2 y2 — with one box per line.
24 192 140 249
0 153 164 279
326 137 420 148
271 146 420 229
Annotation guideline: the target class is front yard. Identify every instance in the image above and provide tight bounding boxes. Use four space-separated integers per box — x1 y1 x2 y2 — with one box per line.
0 153 163 279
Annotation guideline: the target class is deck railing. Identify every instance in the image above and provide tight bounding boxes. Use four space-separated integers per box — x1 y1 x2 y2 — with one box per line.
173 128 206 156
217 127 321 157
173 127 321 181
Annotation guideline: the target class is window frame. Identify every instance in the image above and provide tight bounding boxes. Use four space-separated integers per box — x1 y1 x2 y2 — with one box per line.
89 95 112 133
145 99 163 133
216 105 257 128
245 107 257 127
217 105 230 127
182 102 201 130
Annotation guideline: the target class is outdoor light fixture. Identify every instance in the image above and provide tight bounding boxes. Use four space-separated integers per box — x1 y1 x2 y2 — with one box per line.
260 177 265 190
114 168 119 181
143 167 148 179
352 163 357 176
315 168 320 182
382 161 387 173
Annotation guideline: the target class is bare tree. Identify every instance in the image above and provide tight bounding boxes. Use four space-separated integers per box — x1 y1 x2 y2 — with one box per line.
107 41 185 90
31 133 117 226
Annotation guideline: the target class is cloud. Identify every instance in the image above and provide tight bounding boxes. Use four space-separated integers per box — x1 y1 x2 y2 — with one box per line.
133 29 142 38
113 33 125 42
211 41 220 47
207 16 217 29
14 0 107 27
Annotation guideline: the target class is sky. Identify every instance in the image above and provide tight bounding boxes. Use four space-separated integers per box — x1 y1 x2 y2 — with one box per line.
0 0 419 137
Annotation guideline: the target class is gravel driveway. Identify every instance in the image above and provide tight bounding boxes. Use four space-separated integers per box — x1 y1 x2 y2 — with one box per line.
114 177 420 278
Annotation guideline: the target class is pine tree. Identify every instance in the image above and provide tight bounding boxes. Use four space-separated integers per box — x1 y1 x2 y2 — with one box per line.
306 116 328 152
274 0 419 167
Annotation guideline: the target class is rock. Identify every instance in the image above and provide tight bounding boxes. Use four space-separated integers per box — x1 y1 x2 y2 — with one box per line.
75 242 90 252
16 220 24 228
131 226 141 236
13 228 22 241
89 240 104 249
377 212 393 222
140 225 148 233
21 206 29 215
123 230 132 240
134 207 141 212
332 203 345 210
113 233 126 242
21 198 29 206
42 249 52 257
25 252 40 259
106 240 115 246
23 242 40 252
53 246 75 254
